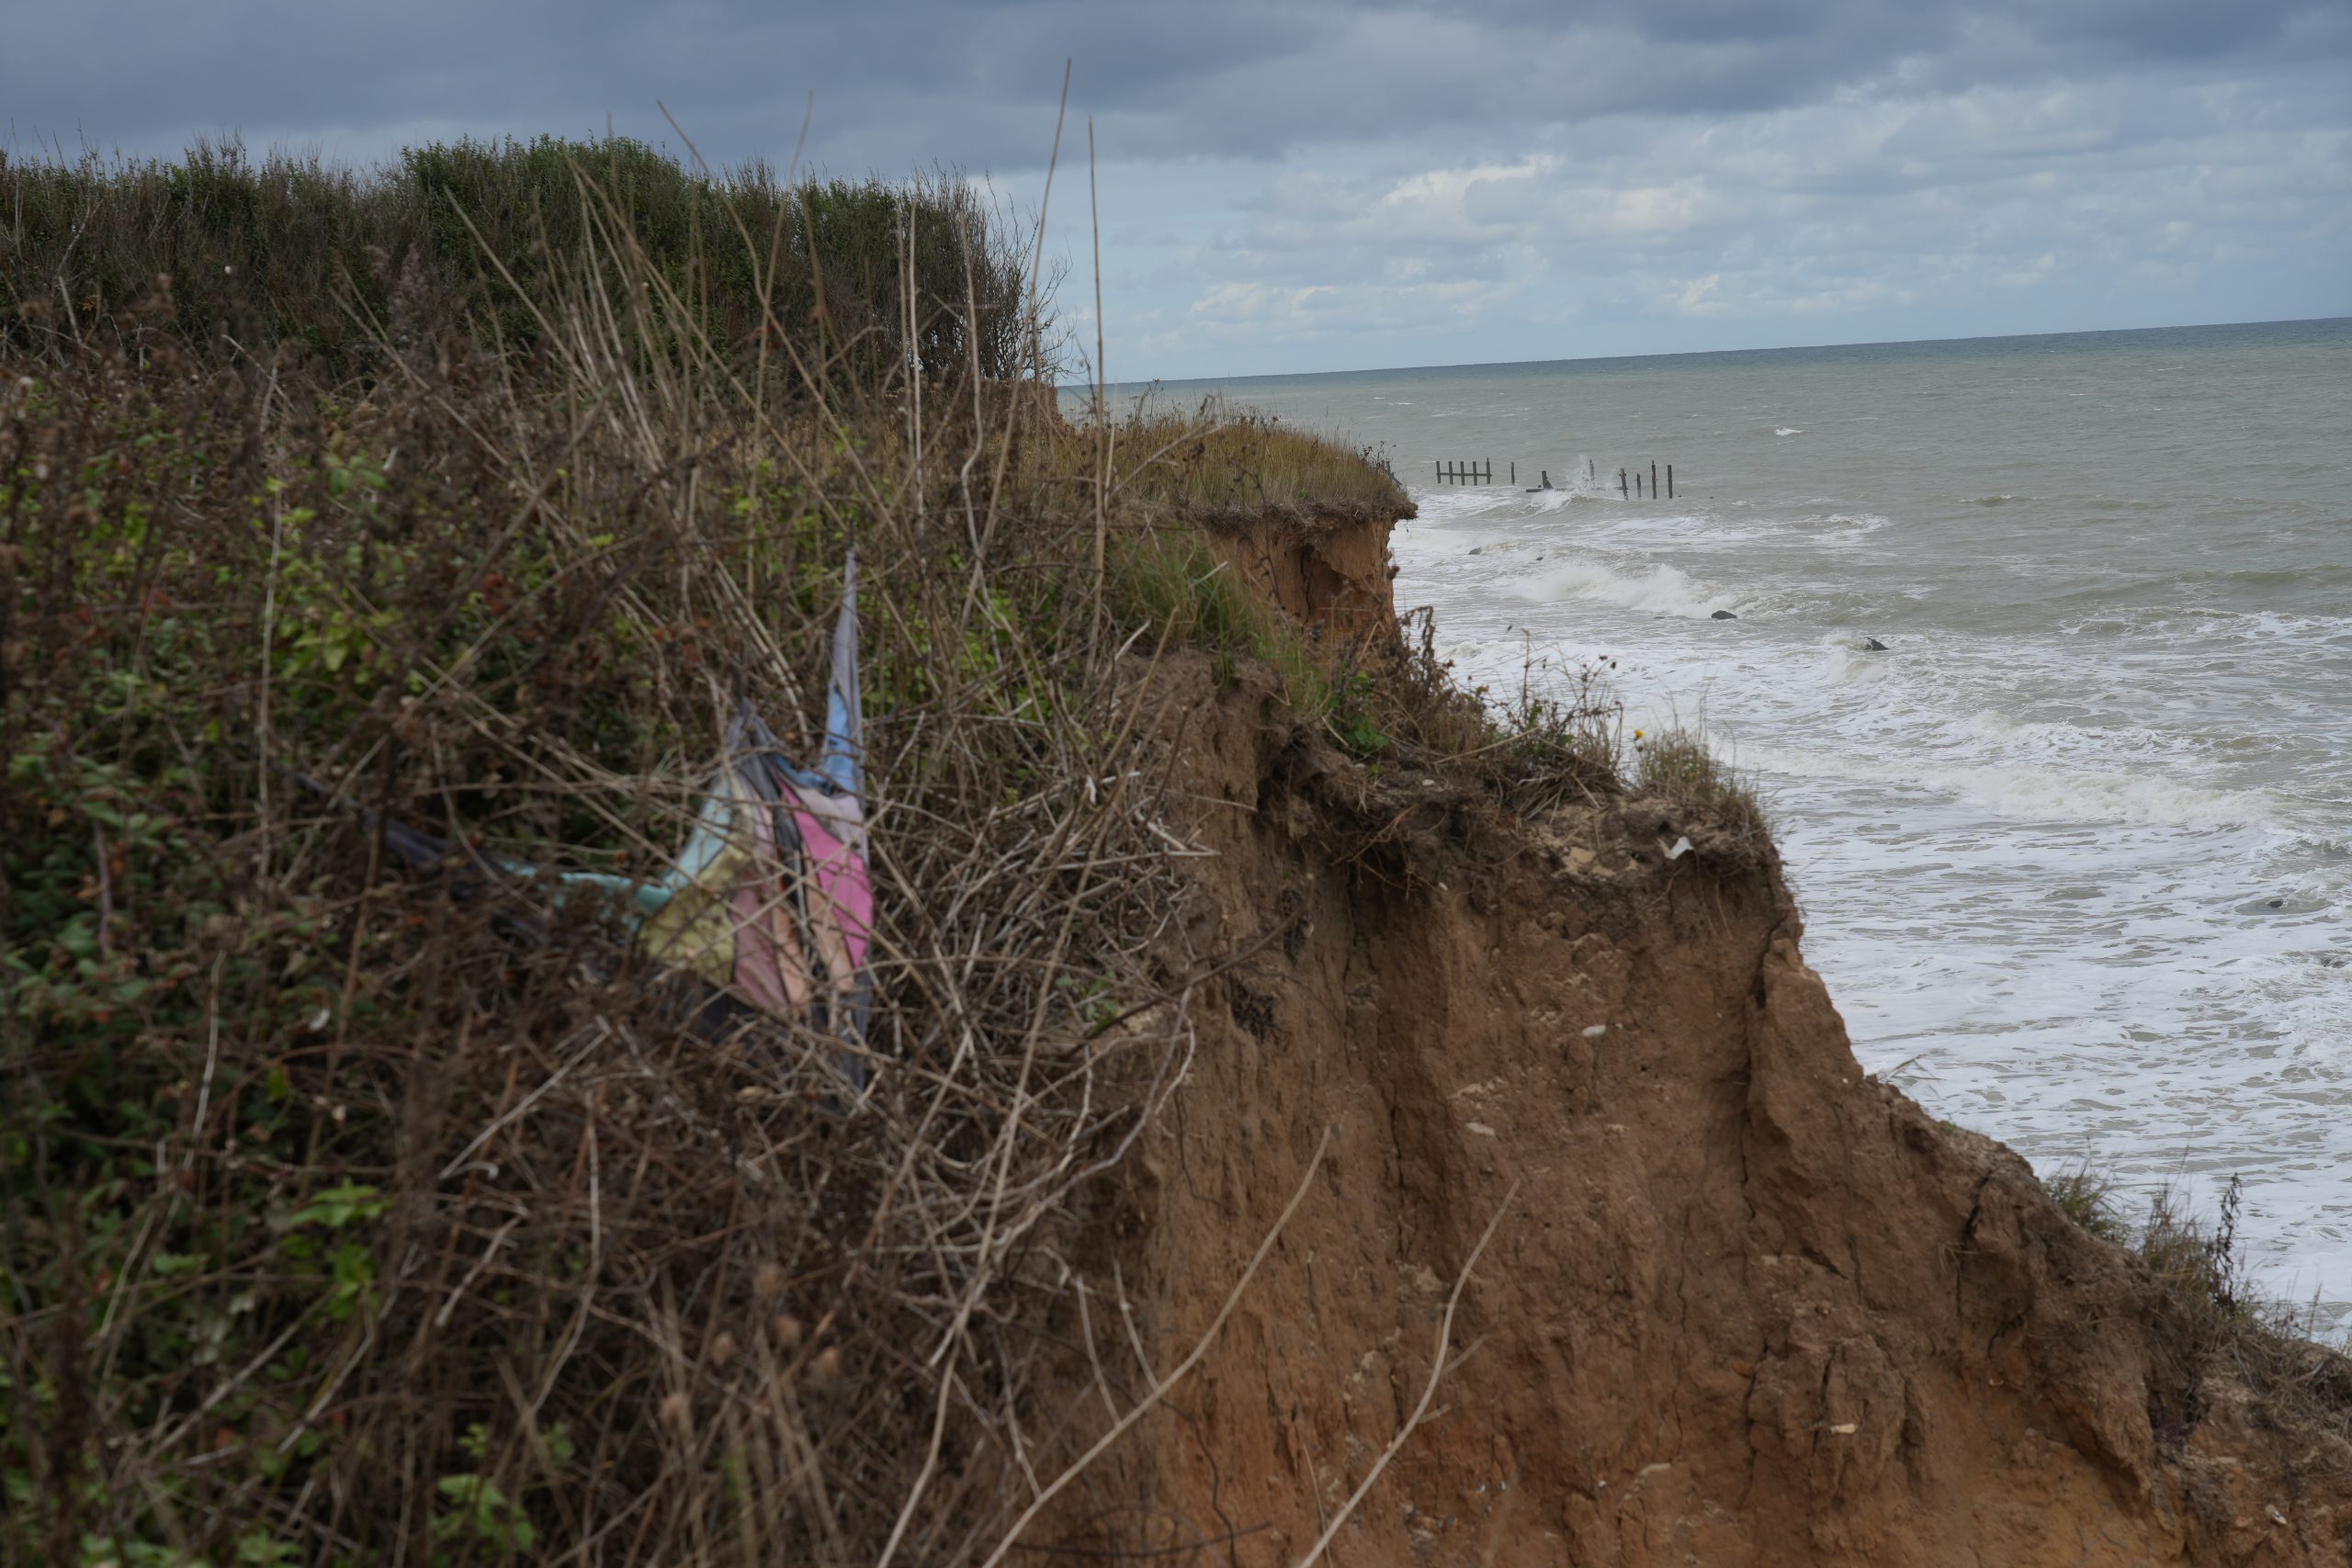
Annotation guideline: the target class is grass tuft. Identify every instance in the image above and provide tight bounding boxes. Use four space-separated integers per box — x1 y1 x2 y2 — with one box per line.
1632 728 1767 841
2045 1163 2133 1244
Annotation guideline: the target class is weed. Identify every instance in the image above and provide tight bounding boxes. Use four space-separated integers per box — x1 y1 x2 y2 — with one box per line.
1633 728 1767 840
2044 1164 2131 1244
2045 1168 2352 1458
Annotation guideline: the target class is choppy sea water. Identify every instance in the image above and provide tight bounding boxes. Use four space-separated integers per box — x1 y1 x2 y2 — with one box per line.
1156 320 2352 1318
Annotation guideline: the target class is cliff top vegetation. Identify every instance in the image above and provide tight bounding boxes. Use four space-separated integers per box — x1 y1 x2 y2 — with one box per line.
0 136 1630 1566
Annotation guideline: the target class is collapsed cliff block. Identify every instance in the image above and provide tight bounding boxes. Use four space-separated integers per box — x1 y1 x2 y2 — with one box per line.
1031 642 2352 1562
1201 506 1408 648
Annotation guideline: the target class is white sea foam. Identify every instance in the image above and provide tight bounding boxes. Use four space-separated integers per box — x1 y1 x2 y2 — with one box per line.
1738 742 2279 829
1814 512 1893 546
1775 426 1804 436
1516 555 1734 620
1405 487 1514 528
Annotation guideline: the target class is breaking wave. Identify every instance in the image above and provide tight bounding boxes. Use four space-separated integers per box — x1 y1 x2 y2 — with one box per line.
1517 556 1734 620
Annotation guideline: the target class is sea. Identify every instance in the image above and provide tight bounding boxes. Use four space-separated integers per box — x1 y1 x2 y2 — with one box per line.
1155 318 2352 1319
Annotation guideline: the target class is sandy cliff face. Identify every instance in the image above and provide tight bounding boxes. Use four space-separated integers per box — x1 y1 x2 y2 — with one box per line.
1204 513 1400 645
1044 537 2352 1564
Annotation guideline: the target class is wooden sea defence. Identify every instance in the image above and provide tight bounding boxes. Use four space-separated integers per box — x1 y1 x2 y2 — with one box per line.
1433 454 1679 498
1618 463 1674 501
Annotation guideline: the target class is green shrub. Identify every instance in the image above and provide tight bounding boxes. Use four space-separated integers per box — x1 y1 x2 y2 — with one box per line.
1 137 1027 389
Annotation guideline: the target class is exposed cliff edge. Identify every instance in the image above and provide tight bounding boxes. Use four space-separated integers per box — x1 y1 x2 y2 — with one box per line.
1202 508 1403 644
1045 513 2352 1565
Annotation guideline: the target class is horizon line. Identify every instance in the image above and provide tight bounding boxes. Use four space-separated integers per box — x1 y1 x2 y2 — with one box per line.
1111 313 2349 390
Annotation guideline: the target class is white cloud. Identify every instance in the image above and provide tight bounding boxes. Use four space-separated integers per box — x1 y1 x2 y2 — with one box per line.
1089 62 2350 377
1670 274 1726 315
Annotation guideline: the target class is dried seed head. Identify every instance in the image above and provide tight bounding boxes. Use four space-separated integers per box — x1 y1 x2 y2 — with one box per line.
659 1392 691 1427
752 1261 786 1303
708 1332 737 1368
772 1314 806 1353
808 1347 842 1389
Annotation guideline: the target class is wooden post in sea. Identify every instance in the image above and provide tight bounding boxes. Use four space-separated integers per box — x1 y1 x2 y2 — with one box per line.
1651 460 1658 499
1636 471 1645 498
1668 465 1675 499
1619 468 1629 498
1510 461 1516 485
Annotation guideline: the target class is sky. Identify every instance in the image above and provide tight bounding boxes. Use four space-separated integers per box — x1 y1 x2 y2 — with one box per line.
7 0 2348 381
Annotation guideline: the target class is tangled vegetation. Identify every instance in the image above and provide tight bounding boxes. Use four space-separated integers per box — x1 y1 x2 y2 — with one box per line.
1 141 1174 1567
1 134 1645 1565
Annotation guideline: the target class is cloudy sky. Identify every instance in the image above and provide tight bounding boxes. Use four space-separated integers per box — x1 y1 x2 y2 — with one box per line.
9 0 2347 379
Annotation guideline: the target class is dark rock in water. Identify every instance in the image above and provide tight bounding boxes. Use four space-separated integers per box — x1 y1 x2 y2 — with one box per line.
1863 637 1889 650
1711 610 1738 621
2268 898 2285 908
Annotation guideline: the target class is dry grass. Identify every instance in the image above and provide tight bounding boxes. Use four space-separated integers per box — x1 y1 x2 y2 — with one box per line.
2044 1164 2132 1245
0 145 1249 1567
2042 1171 2352 1459
1632 728 1768 843
1056 396 1413 524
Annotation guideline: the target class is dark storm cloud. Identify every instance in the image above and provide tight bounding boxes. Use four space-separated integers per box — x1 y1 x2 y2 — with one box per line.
7 0 2345 172
10 0 2343 376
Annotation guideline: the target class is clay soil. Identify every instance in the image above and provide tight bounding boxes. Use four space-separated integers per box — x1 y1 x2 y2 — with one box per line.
1035 518 2352 1567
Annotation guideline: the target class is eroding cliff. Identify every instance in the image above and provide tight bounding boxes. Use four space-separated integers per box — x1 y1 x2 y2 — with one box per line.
1204 511 1401 645
1040 627 2352 1562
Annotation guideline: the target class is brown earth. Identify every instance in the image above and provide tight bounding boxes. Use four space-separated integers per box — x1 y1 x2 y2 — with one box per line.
1204 512 1401 645
1034 514 2352 1566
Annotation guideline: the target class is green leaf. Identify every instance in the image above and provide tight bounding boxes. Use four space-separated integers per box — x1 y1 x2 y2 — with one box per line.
280 1183 389 1231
